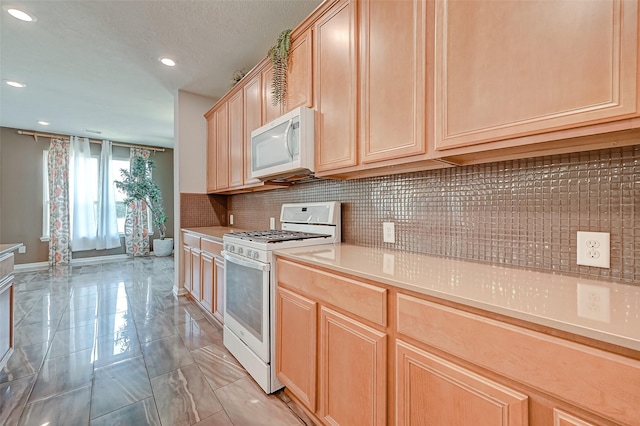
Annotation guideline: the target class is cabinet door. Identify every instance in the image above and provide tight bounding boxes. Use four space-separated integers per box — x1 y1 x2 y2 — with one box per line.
276 287 317 411
261 63 283 125
201 252 214 312
396 340 528 426
182 245 193 293
360 0 427 164
243 73 262 185
190 249 202 301
0 277 13 368
285 29 313 113
320 306 386 426
228 90 244 188
553 409 596 426
213 257 225 324
206 115 217 193
314 0 358 172
215 103 229 190
434 0 640 151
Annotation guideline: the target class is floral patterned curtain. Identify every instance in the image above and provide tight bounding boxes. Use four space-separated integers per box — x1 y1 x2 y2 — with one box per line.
124 148 151 256
48 138 71 265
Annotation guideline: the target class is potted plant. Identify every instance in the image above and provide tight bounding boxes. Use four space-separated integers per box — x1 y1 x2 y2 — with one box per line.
114 156 173 256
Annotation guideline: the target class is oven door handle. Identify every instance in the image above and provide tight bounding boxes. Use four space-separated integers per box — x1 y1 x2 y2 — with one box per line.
222 251 270 272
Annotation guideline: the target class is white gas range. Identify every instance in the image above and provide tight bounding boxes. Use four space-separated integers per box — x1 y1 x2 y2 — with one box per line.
222 201 341 393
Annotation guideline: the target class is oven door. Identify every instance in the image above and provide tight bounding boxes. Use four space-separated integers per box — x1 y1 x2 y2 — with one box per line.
222 251 270 363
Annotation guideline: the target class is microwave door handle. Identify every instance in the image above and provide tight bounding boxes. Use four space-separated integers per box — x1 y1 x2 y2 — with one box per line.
283 118 294 160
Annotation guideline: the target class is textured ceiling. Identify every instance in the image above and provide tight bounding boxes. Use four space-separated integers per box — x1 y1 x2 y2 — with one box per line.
0 0 322 148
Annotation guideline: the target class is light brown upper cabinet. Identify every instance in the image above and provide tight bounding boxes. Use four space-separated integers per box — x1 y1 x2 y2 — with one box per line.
314 0 358 173
434 0 640 152
214 102 229 191
228 89 244 188
359 0 427 164
205 115 217 193
285 29 313 113
315 0 447 178
243 72 262 186
261 63 282 125
205 102 229 192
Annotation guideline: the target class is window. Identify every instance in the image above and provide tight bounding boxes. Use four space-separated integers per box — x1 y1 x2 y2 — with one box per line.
42 151 152 240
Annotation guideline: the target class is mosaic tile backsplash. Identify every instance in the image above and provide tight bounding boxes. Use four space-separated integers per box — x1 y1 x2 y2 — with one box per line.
228 145 640 284
180 193 227 227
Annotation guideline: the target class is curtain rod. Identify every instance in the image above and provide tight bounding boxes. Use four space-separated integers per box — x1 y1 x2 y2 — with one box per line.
16 130 166 152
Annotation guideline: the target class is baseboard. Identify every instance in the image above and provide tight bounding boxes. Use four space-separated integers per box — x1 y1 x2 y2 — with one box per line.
14 262 49 271
15 253 130 271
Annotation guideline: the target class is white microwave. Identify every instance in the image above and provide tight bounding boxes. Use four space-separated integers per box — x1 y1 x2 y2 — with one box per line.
250 106 315 181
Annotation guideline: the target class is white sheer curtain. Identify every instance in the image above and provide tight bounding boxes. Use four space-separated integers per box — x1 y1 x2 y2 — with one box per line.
70 136 97 251
96 140 121 250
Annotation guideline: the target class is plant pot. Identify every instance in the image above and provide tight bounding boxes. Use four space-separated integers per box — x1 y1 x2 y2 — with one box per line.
153 238 174 256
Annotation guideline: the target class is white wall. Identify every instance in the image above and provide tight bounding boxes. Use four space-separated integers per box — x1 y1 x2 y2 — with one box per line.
173 90 216 295
176 90 217 194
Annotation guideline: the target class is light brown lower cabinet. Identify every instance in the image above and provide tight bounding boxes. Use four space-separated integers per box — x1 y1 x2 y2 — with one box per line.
0 253 15 370
276 287 318 411
319 307 387 426
201 252 214 312
182 244 192 294
275 287 387 426
276 257 640 426
396 339 527 426
182 232 225 325
190 248 202 301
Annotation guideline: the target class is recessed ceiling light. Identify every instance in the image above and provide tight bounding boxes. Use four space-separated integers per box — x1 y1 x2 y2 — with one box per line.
7 8 36 22
159 57 176 67
5 80 26 88
38 121 50 126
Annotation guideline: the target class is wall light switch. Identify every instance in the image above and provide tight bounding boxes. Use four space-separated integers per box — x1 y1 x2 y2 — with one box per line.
229 214 234 225
270 217 276 230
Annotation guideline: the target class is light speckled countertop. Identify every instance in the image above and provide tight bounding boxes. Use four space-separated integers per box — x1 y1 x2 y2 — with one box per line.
0 243 23 257
275 244 640 352
181 227 250 241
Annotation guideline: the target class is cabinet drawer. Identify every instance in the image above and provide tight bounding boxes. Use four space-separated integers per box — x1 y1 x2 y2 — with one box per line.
397 293 640 426
201 238 223 257
277 259 387 326
182 232 201 249
0 253 14 281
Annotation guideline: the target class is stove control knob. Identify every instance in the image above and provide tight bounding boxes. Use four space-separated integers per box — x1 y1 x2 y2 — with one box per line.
246 250 253 258
238 248 244 255
228 245 235 253
253 252 259 260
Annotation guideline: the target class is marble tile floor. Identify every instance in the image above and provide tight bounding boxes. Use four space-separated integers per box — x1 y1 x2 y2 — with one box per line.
1 256 314 426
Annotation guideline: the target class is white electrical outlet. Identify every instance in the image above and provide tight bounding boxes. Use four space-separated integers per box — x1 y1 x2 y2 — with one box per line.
576 231 610 268
18 245 26 254
229 214 234 225
270 217 276 230
383 222 395 243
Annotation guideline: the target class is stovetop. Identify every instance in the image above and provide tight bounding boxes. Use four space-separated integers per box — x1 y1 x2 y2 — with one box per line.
225 230 330 243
